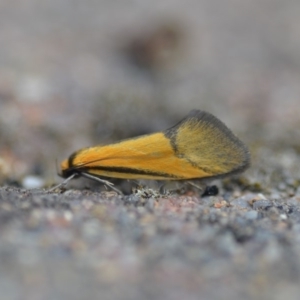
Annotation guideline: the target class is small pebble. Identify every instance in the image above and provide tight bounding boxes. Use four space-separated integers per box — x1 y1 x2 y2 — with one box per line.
230 194 255 209
22 175 45 189
244 210 258 220
252 200 272 209
280 214 287 220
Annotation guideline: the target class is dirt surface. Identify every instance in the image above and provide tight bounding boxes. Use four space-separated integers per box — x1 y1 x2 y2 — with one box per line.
1 1 300 300
1 144 300 300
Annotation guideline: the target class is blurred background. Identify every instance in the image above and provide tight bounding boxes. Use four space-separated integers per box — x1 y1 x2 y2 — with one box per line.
2 2 300 300
0 0 300 183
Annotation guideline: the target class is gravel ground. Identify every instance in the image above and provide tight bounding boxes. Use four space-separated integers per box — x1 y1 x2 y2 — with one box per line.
1 143 300 300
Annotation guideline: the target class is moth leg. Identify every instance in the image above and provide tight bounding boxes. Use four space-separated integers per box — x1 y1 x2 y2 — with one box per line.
81 172 123 195
186 181 204 192
158 181 184 194
48 173 77 192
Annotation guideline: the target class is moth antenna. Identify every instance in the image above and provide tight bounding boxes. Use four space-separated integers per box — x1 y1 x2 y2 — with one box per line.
48 173 77 192
80 172 123 195
55 158 61 176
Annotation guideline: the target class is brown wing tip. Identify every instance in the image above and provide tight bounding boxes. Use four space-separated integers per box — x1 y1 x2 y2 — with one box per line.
189 109 251 175
168 109 251 177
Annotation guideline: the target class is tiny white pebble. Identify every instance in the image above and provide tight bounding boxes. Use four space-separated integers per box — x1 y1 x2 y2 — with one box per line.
64 211 73 221
22 175 45 189
257 193 267 200
280 214 287 220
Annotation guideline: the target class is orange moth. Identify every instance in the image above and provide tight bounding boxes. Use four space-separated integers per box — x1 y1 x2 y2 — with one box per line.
52 110 250 193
